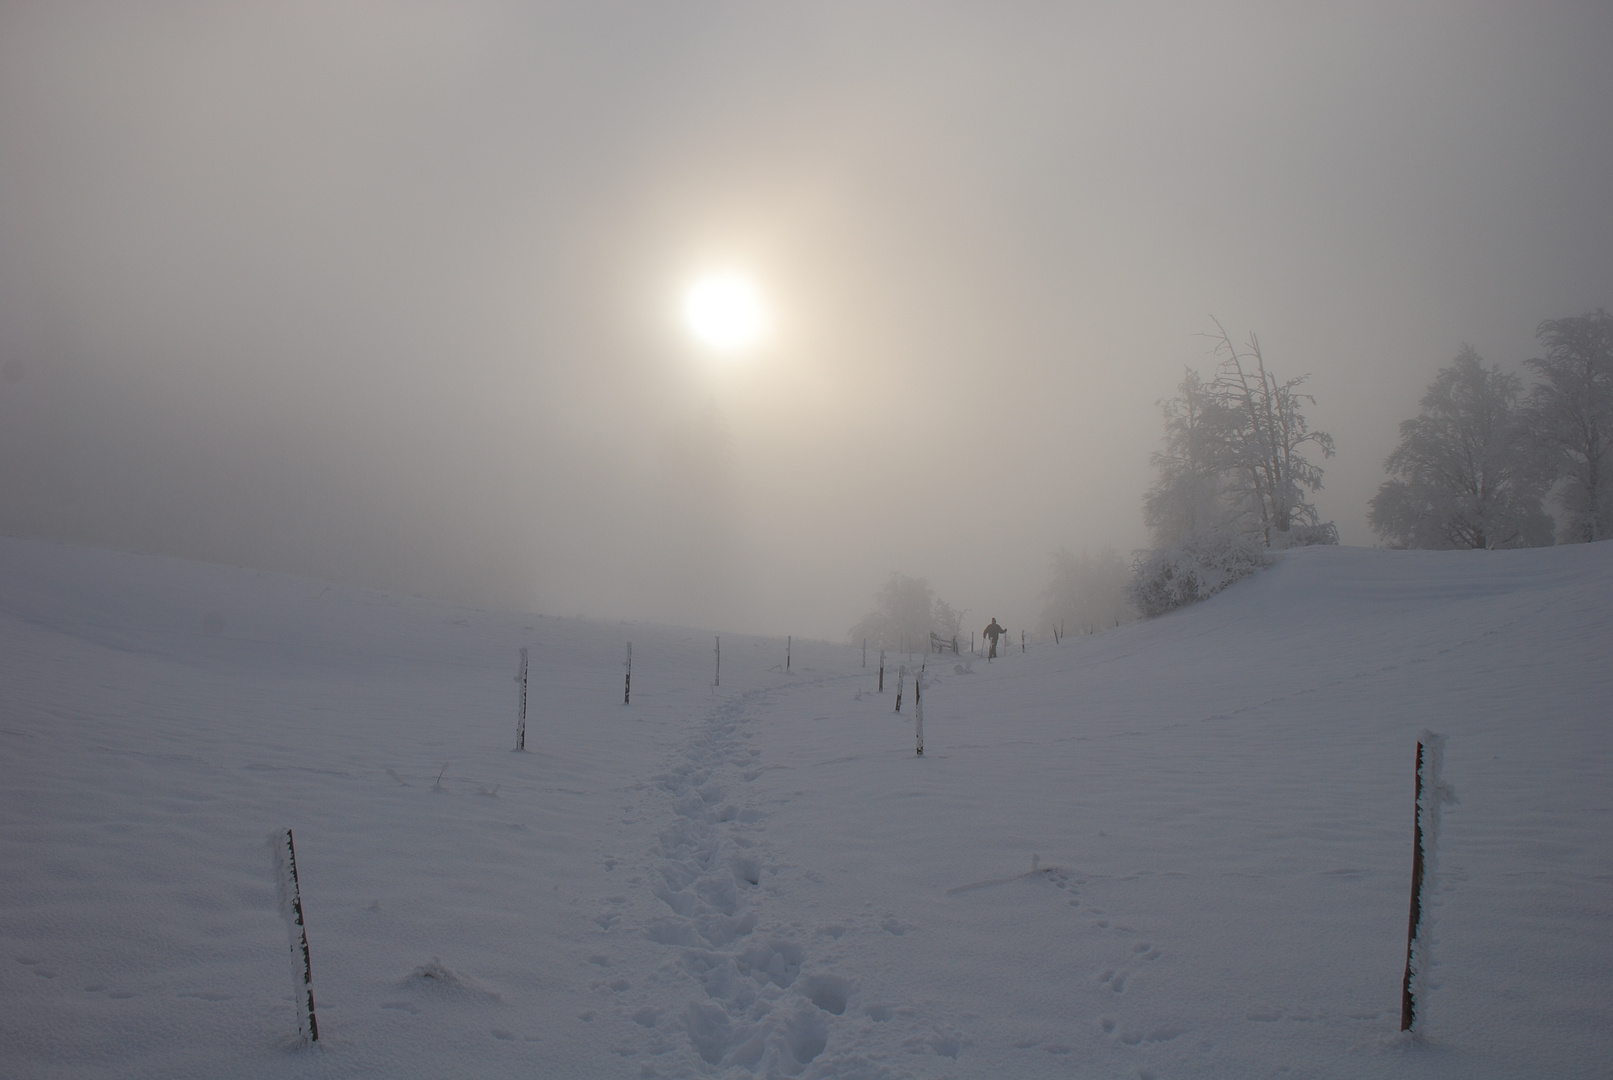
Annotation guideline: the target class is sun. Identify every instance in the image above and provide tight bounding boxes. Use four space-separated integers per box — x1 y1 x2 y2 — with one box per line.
682 272 769 353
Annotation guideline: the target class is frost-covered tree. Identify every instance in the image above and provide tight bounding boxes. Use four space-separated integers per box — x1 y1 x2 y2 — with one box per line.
1369 346 1552 550
1040 547 1134 633
1524 310 1613 543
1203 320 1336 545
1144 320 1335 549
1144 369 1229 546
850 573 961 653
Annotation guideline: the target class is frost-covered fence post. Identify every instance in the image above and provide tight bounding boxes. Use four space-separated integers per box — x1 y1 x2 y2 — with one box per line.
863 638 867 667
1400 731 1457 1032
269 828 319 1043
1021 630 1025 653
894 664 905 713
714 636 720 688
514 647 529 751
787 635 792 672
623 642 632 705
878 649 885 692
913 664 925 756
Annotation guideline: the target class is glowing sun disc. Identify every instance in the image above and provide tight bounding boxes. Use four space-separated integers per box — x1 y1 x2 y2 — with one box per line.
683 274 767 352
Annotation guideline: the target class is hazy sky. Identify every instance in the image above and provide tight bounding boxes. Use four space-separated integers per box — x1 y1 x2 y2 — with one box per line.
3 1 1610 639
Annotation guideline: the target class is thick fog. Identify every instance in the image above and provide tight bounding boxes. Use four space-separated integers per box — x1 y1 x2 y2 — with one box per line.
3 2 1610 639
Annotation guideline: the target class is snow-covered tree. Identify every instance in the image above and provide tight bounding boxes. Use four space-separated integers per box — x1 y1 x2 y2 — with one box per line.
1144 320 1335 549
1524 310 1613 543
850 573 961 653
1144 369 1229 546
1203 320 1336 545
1369 346 1552 550
1040 547 1134 633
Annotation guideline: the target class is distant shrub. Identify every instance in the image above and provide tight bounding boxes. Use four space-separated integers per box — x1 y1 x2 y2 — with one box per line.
1126 532 1276 617
1270 522 1340 549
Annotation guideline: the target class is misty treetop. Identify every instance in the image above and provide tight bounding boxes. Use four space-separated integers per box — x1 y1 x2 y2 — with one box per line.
1525 311 1613 543
849 572 963 653
1144 319 1336 551
1370 310 1612 549
1132 320 1337 617
1369 346 1552 550
1040 547 1133 636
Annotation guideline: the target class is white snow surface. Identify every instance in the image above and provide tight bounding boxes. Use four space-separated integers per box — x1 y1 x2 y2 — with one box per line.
1 537 1609 1078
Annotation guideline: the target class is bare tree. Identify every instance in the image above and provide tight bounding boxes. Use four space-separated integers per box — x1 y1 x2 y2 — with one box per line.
1525 310 1613 543
1204 320 1336 546
1369 346 1551 549
1144 320 1335 548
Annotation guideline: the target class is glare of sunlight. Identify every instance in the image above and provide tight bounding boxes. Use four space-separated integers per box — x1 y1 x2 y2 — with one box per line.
682 273 769 354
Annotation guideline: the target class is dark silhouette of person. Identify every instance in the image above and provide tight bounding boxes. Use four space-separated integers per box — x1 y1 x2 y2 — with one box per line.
983 618 1006 659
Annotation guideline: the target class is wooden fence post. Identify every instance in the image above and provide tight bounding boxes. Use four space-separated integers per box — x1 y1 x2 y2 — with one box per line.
914 663 924 756
515 647 529 751
1400 731 1455 1032
270 828 319 1043
714 636 720 688
623 642 632 705
878 649 885 692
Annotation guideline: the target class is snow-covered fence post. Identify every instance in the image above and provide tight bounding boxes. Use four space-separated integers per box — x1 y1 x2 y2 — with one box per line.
623 642 632 705
787 635 792 672
714 636 720 688
913 663 925 756
863 638 867 667
878 649 885 692
894 664 906 713
514 647 529 751
269 828 319 1043
1021 630 1025 653
1400 731 1457 1032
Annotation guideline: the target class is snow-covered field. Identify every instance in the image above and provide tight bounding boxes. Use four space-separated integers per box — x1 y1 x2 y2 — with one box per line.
1 536 1608 1079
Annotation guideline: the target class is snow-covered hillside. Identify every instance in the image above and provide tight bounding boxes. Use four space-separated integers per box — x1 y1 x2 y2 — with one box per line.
1 537 1608 1079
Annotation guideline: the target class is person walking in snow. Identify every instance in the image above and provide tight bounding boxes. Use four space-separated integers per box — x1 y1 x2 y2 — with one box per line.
983 617 1006 660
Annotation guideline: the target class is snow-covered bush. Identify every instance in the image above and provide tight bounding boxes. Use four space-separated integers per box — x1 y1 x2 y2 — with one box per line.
1269 521 1340 549
1125 532 1275 617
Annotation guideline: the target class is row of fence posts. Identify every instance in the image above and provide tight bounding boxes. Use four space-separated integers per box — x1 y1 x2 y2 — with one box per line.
270 630 1452 1047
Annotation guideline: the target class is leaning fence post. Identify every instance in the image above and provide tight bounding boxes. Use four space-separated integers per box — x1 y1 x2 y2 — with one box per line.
269 828 319 1043
1400 731 1456 1032
623 642 632 705
894 664 905 713
515 647 529 751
